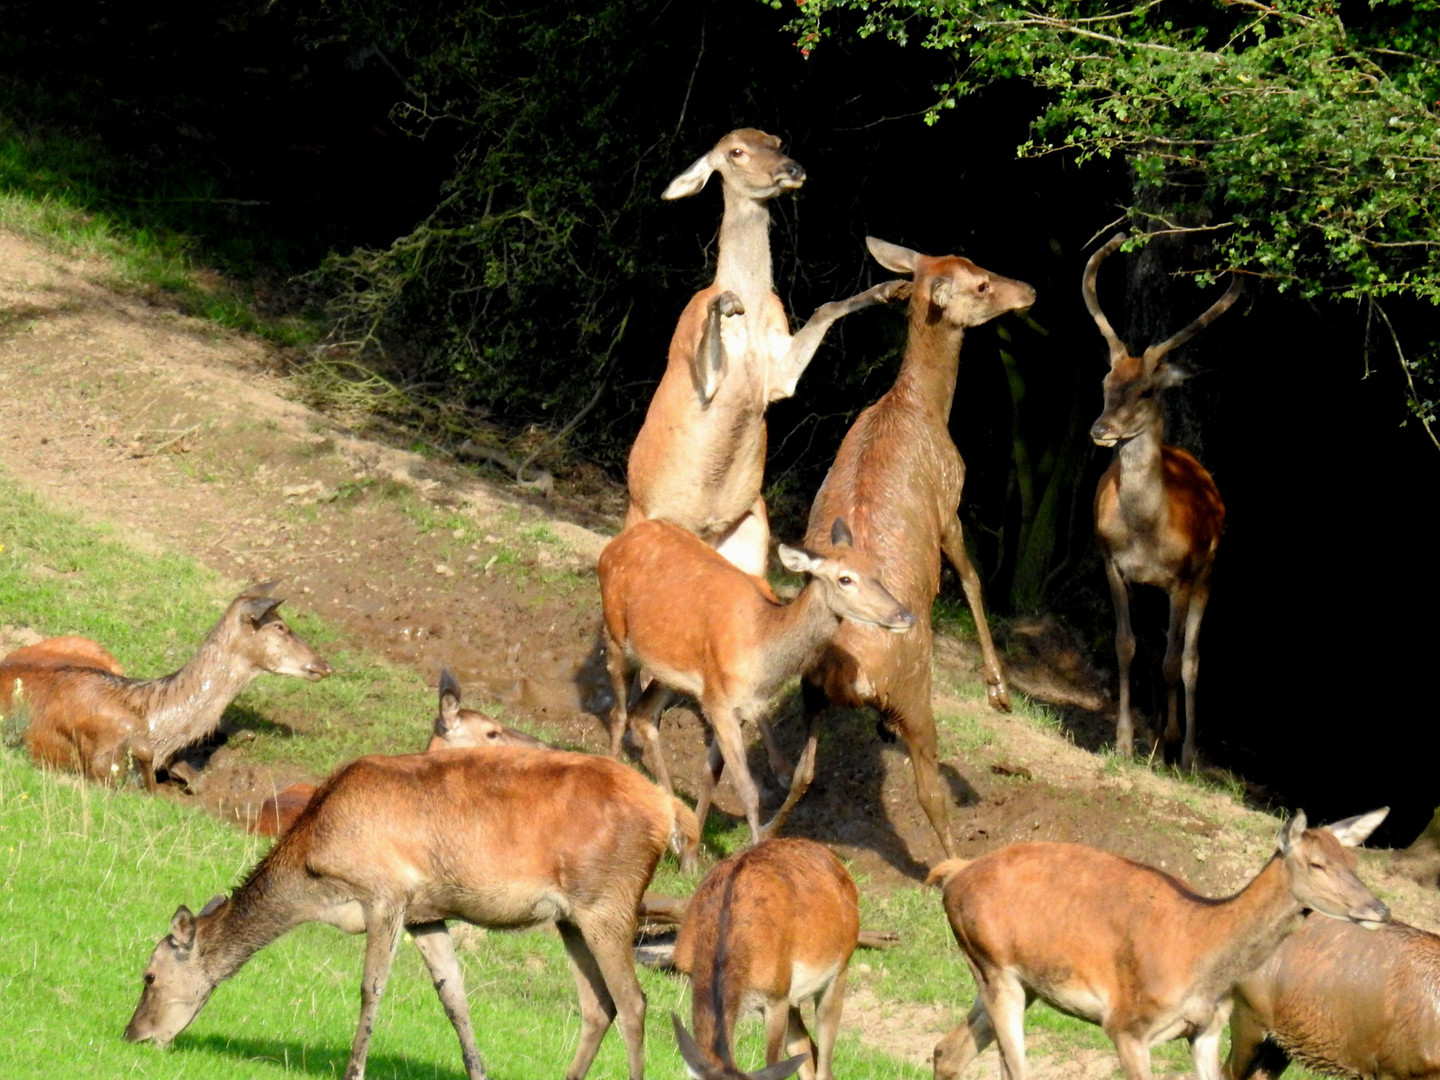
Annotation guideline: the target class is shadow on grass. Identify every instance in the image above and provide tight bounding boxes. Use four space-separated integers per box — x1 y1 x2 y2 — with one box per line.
180 1033 472 1079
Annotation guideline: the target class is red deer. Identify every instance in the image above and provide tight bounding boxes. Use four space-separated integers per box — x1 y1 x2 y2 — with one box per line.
627 128 903 581
125 745 698 1080
791 237 1035 858
599 518 913 869
1 583 331 788
249 667 547 837
671 838 859 1080
1227 915 1440 1080
1084 234 1241 768
928 808 1390 1080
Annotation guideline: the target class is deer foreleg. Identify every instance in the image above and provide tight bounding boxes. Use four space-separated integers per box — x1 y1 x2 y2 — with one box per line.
893 689 958 859
692 291 744 405
714 497 771 580
712 705 764 845
1105 559 1137 758
761 691 821 839
692 735 725 868
770 280 907 401
1162 584 1193 764
1179 586 1209 772
410 922 487 1080
940 516 1011 711
346 906 405 1080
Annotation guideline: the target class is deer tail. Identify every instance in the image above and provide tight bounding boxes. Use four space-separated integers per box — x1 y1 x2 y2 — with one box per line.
668 796 700 860
926 858 971 888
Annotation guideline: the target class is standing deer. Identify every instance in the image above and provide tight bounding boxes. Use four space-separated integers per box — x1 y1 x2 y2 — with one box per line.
1228 915 1440 1080
599 518 913 869
1085 233 1241 768
929 808 1389 1080
789 237 1035 858
125 745 696 1080
627 128 903 580
249 667 546 837
1 583 331 788
671 838 860 1080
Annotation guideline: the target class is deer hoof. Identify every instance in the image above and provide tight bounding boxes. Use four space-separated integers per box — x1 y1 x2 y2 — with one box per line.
713 291 745 318
987 682 1013 713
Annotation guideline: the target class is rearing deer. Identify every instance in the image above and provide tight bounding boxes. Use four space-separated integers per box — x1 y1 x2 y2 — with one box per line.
1085 233 1241 769
791 237 1035 859
626 128 903 580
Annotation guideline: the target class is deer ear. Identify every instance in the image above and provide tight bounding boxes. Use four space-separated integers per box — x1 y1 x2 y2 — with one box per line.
239 580 279 599
240 596 283 626
197 894 226 918
1155 363 1190 390
1279 811 1308 854
670 1013 709 1079
1326 807 1389 848
752 1054 811 1080
866 236 918 275
663 156 715 200
777 544 821 576
439 668 463 714
929 276 954 309
169 906 197 952
830 518 854 548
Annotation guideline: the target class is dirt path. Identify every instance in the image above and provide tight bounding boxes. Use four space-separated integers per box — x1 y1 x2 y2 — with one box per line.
4 228 1437 1077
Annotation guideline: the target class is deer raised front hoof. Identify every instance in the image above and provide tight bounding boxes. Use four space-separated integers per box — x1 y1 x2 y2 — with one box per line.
711 290 744 318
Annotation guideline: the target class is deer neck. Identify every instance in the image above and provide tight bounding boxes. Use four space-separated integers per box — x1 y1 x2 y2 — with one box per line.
754 583 841 696
1112 414 1169 527
714 192 775 313
123 621 258 763
891 312 963 420
196 852 312 985
1190 854 1305 995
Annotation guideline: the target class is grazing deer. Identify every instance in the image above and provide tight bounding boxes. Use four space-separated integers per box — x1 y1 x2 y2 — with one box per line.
627 128 903 580
1 583 331 787
672 838 859 1080
791 237 1035 858
1228 915 1440 1080
599 518 913 869
929 808 1390 1080
249 667 546 837
125 745 697 1080
1084 234 1241 768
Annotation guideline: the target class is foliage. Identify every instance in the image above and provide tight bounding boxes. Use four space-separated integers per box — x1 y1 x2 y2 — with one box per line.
787 0 1440 446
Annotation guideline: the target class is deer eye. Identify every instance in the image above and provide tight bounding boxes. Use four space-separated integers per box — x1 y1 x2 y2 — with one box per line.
837 575 855 587
1138 388 1155 400
729 147 745 159
977 281 990 294
144 973 156 986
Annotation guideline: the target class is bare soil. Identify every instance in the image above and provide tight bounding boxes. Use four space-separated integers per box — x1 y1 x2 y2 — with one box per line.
3 229 1436 1075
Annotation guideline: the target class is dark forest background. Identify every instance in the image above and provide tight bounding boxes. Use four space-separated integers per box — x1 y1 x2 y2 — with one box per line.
1 0 1435 842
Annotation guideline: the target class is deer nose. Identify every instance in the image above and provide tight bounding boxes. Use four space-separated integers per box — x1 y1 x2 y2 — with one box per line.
306 659 334 679
782 161 806 184
1089 421 1116 446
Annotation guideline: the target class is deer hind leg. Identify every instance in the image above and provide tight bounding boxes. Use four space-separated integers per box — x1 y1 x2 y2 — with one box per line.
934 999 996 1080
346 905 406 1080
763 999 814 1080
557 921 618 1080
1105 558 1137 757
628 680 677 793
976 969 1029 1080
604 631 633 760
761 685 824 839
811 967 847 1080
1162 584 1194 767
569 915 648 1080
891 677 958 860
1179 585 1209 772
409 922 486 1080
940 515 1011 712
691 735 725 866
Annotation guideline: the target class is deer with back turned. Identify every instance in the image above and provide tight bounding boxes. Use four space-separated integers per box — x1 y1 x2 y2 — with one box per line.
785 237 1035 858
125 744 697 1080
1 582 331 787
1084 233 1241 768
599 517 913 869
671 837 860 1080
929 808 1390 1080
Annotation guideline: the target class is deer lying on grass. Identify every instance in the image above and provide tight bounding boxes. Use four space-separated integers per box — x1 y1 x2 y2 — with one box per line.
628 128 903 581
1 583 331 788
249 667 545 837
1084 234 1241 768
125 745 698 1080
672 838 860 1080
1228 914 1440 1080
929 808 1390 1080
790 237 1035 857
599 518 913 870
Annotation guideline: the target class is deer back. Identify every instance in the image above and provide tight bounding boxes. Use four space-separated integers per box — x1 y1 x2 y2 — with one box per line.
0 636 124 675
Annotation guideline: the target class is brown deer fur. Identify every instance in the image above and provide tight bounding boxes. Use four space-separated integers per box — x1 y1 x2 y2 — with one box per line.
1084 233 1241 768
1228 915 1440 1080
248 667 546 837
627 129 902 581
0 636 124 674
600 518 913 868
672 838 860 1080
125 745 696 1080
794 237 1035 858
929 809 1389 1080
1 583 330 787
